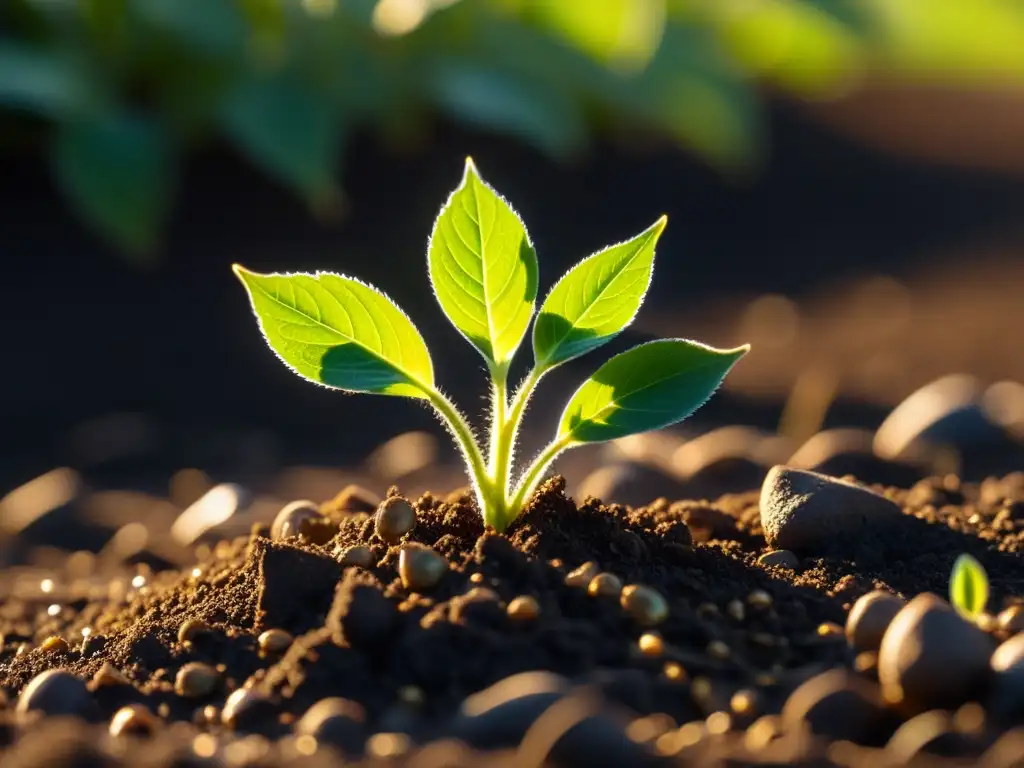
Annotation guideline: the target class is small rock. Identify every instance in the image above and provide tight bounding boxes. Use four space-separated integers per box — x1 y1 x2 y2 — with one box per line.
620 584 669 627
222 687 275 731
788 428 926 487
258 628 293 655
998 604 1024 634
324 484 380 514
109 704 158 737
846 590 904 652
878 593 993 711
759 465 902 553
39 636 69 655
875 374 1002 461
989 633 1024 720
588 572 623 599
566 561 601 588
399 543 447 591
90 663 130 689
177 618 211 646
507 595 540 622
174 662 220 699
337 545 374 569
375 496 417 544
758 550 800 571
271 500 322 541
886 710 976 761
782 669 888 743
16 670 95 719
576 462 688 508
296 697 366 755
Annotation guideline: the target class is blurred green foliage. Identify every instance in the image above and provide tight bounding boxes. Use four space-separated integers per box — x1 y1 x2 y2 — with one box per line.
3 0 1024 258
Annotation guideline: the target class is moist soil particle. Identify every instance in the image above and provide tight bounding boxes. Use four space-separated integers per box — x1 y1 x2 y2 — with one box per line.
0 473 1023 766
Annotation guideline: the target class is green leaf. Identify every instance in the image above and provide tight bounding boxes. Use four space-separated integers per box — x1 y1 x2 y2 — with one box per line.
533 215 666 371
949 553 989 620
557 339 749 443
220 74 342 201
0 43 94 117
52 112 172 258
428 158 539 370
232 265 434 399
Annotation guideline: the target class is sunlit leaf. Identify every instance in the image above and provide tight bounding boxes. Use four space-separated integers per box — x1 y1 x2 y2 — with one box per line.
0 43 94 116
428 158 538 370
52 112 172 258
533 216 665 370
233 266 434 398
949 553 989 620
558 339 748 443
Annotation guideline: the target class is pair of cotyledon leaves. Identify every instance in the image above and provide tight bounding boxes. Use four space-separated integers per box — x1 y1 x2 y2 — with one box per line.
234 158 747 445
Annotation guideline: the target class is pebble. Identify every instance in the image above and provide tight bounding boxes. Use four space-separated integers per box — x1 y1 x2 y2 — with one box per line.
325 484 379 514
39 636 69 655
565 561 601 588
620 584 669 627
989 633 1024 720
759 465 902 553
998 604 1024 634
296 697 367 755
16 670 95 719
90 663 131 689
399 543 447 591
270 500 322 541
588 572 623 599
337 544 374 569
222 687 275 731
788 428 926 487
507 595 540 622
375 496 417 544
878 593 993 711
758 550 800 571
178 618 211 646
781 669 888 743
747 590 773 610
846 590 904 652
672 426 775 495
875 374 1000 460
109 704 158 737
174 662 221 699
258 628 293 655
638 633 664 657
576 462 688 508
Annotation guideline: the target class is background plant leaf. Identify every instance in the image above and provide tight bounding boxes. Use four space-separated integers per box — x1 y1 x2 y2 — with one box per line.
51 111 172 259
533 216 665 370
949 553 989 619
427 158 539 370
558 339 748 443
233 266 434 398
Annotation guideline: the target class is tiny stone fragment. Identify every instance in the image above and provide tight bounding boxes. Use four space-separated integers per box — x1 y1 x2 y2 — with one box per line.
758 550 800 571
846 590 904 652
506 595 540 622
109 704 158 737
258 629 293 655
271 500 322 541
565 561 600 588
621 584 669 627
337 545 374 569
399 543 447 592
587 572 623 599
174 662 220 699
375 497 417 544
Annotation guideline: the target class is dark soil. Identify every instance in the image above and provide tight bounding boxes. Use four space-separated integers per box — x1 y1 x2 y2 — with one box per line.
1 473 1023 766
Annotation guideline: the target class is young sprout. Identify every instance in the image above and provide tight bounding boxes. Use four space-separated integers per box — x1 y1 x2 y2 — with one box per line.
233 158 749 531
949 553 989 621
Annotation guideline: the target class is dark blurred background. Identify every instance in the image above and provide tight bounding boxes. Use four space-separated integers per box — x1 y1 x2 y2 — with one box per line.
4 0 1024 510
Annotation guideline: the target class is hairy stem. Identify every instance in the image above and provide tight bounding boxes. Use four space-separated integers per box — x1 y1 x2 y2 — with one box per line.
423 387 493 516
509 434 574 514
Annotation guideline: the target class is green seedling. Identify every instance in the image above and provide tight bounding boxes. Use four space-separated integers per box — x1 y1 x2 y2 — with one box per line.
950 553 989 621
233 158 749 531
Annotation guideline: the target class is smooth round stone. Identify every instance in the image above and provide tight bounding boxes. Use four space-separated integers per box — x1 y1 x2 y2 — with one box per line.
620 584 668 627
788 428 926 487
874 374 1001 461
759 465 902 553
846 590 904 652
296 697 366 754
886 710 975 761
989 634 1024 720
16 670 95 719
375 497 416 544
576 462 688 508
270 500 321 541
222 687 275 731
758 550 800 571
398 543 447 592
258 628 293 655
878 593 993 711
781 669 888 744
174 662 220 699
109 704 158 737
